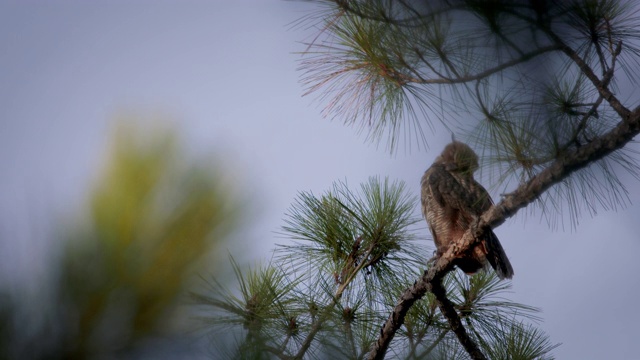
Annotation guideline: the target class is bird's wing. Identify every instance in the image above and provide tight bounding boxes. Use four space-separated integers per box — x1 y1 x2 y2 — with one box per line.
470 180 494 213
469 180 514 279
424 164 480 214
484 228 514 279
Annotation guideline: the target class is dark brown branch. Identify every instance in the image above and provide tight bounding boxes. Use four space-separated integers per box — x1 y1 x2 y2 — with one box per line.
566 41 620 150
594 34 608 75
544 30 630 119
496 30 526 57
431 278 487 360
406 45 560 84
413 48 449 80
367 106 640 360
566 94 604 148
502 7 630 119
333 0 427 27
332 0 471 29
485 109 640 230
367 221 488 360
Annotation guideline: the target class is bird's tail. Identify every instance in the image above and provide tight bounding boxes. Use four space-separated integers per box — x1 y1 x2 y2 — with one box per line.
485 229 514 279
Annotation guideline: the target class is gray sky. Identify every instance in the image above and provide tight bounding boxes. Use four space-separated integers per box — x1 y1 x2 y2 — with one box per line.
1 1 639 358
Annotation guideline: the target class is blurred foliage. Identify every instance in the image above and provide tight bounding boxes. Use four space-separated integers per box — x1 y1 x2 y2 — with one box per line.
0 119 240 359
58 121 239 358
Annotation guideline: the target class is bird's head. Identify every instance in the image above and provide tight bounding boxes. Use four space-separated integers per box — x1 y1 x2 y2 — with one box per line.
436 141 479 174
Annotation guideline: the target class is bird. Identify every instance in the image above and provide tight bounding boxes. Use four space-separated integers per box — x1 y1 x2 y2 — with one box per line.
421 141 514 279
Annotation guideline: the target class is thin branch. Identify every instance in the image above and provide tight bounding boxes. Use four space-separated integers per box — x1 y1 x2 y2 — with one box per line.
332 0 426 27
407 45 560 84
414 329 449 359
566 94 605 148
332 0 464 28
278 333 292 356
502 6 631 119
566 40 621 150
496 31 526 57
292 241 376 360
405 310 442 359
413 47 449 80
543 29 631 119
431 278 487 360
367 259 448 360
265 344 292 360
484 110 640 229
594 34 608 75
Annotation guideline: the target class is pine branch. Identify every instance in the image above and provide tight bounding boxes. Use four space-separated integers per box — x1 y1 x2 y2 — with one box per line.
563 46 618 150
367 256 449 360
414 329 448 359
431 278 486 360
292 240 377 360
331 0 451 28
367 105 640 359
535 17 631 119
368 224 488 360
407 45 561 84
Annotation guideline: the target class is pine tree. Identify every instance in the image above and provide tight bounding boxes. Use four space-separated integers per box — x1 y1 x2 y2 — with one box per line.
196 1 640 359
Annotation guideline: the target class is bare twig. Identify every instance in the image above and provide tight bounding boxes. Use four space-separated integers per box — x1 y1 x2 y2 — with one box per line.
407 45 560 84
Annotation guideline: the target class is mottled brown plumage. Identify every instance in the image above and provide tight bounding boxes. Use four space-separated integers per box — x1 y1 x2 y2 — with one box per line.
421 141 514 279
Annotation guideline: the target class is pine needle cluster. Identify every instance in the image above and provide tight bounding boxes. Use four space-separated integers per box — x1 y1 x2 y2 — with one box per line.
194 178 557 359
298 0 640 228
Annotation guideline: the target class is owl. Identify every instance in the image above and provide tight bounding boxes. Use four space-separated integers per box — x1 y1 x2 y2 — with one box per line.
421 141 514 279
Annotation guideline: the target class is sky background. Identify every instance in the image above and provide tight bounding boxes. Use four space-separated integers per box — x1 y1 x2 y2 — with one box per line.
1 1 639 359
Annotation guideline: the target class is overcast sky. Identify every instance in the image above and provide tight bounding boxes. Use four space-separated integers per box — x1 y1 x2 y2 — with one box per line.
1 1 639 359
